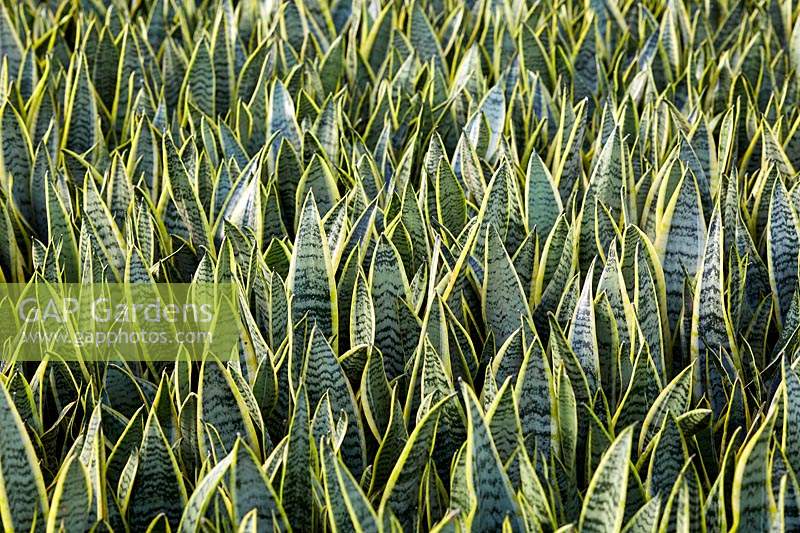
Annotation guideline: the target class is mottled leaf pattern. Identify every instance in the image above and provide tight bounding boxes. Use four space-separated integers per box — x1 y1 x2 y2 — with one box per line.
768 179 800 326
289 194 338 346
0 379 48 532
484 226 529 346
0 0 795 531
578 427 633 533
463 385 523 532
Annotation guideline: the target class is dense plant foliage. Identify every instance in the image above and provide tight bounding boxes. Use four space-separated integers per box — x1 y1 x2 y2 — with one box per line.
0 0 799 530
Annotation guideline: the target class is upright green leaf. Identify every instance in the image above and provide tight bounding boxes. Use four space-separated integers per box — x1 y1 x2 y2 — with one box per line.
303 326 366 476
483 225 530 346
657 173 705 330
690 208 737 400
47 455 92 533
127 410 187 531
281 385 314 531
578 427 633 533
731 412 777 532
463 384 524 532
767 178 800 327
380 396 445 530
370 235 413 380
515 337 557 461
525 151 562 237
230 440 289 530
198 357 260 457
321 441 380 533
288 193 338 348
0 379 48 532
